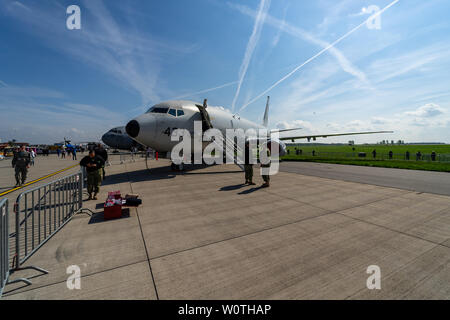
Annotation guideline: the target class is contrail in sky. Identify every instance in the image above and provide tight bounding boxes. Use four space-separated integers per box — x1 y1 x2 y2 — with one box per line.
171 81 238 100
238 0 400 113
231 0 271 113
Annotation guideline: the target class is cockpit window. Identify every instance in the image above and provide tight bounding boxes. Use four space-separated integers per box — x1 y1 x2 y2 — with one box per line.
147 107 169 114
168 109 177 117
177 110 184 117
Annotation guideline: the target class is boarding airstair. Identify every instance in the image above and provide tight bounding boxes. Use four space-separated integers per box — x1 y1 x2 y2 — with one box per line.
195 99 214 132
195 99 244 171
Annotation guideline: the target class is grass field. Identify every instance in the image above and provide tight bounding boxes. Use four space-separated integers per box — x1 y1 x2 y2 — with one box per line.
282 144 450 172
285 144 450 154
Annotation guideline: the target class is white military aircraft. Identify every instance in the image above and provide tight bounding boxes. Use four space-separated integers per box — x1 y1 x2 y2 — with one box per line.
102 126 144 151
125 97 392 170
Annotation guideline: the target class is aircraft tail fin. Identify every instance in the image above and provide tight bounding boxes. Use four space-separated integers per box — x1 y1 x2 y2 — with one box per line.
263 96 269 127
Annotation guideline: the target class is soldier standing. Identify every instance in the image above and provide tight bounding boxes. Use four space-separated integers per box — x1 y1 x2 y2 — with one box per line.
261 144 271 188
94 144 108 179
80 150 105 200
244 142 255 185
12 145 31 187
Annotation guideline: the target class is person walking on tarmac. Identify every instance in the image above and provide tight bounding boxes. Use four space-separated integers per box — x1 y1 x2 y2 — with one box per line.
30 148 36 166
244 141 256 185
12 145 31 187
80 150 105 200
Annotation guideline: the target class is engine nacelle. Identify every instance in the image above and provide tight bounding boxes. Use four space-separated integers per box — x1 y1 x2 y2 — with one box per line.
267 138 287 157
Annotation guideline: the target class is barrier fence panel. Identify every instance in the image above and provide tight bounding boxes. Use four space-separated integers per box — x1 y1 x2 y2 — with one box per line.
0 199 8 297
13 171 83 270
107 152 146 165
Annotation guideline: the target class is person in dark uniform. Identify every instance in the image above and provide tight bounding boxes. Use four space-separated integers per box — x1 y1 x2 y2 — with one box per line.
261 144 271 188
244 141 255 185
12 145 31 187
94 144 108 180
431 151 436 161
80 150 105 200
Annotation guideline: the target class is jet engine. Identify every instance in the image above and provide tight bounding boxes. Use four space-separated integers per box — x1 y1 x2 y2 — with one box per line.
265 138 287 157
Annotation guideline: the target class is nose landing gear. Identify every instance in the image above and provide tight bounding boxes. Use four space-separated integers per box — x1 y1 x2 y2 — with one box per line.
171 162 184 171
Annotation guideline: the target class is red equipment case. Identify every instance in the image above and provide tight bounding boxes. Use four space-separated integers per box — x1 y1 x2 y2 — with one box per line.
104 191 123 220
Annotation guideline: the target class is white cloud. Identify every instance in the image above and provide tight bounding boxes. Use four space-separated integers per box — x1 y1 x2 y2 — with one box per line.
405 103 446 117
371 117 393 125
349 6 371 17
0 85 65 99
1 0 197 105
229 2 369 87
231 0 271 112
276 120 314 132
0 82 126 144
10 1 31 12
367 43 450 85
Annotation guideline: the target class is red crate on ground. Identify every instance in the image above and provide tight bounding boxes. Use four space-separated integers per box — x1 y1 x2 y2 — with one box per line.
108 191 121 199
104 203 122 220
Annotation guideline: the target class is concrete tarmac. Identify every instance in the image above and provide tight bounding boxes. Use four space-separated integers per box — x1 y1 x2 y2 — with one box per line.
0 154 81 202
280 161 450 196
1 159 449 299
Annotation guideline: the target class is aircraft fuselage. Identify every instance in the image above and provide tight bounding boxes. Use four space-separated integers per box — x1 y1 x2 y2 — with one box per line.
126 100 266 153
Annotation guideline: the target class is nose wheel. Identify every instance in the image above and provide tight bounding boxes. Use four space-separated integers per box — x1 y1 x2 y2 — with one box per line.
171 162 184 171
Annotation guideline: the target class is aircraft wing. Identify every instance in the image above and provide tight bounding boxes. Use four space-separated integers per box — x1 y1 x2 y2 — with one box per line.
276 131 393 142
271 127 303 133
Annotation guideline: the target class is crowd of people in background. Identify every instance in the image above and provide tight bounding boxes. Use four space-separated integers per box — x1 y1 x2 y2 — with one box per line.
56 146 84 160
8 143 105 188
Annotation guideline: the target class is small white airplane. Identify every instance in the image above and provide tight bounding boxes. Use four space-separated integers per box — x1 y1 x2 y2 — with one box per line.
125 97 392 170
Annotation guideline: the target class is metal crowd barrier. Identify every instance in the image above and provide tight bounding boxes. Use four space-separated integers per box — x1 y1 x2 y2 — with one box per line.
0 199 9 297
107 152 146 165
13 171 83 272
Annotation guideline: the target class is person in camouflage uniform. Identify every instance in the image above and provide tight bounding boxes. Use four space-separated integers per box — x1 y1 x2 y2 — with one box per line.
80 150 105 200
12 145 31 187
244 141 255 185
261 145 271 188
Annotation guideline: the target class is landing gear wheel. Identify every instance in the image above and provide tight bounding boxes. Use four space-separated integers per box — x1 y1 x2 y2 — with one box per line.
171 163 184 171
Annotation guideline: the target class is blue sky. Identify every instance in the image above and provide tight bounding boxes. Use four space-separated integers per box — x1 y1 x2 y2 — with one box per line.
1 0 450 144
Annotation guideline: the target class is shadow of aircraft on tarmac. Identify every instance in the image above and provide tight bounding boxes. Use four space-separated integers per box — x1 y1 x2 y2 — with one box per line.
101 163 242 186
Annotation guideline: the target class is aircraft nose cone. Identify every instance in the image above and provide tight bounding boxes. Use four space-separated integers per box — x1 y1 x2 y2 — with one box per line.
101 133 111 145
126 120 140 138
